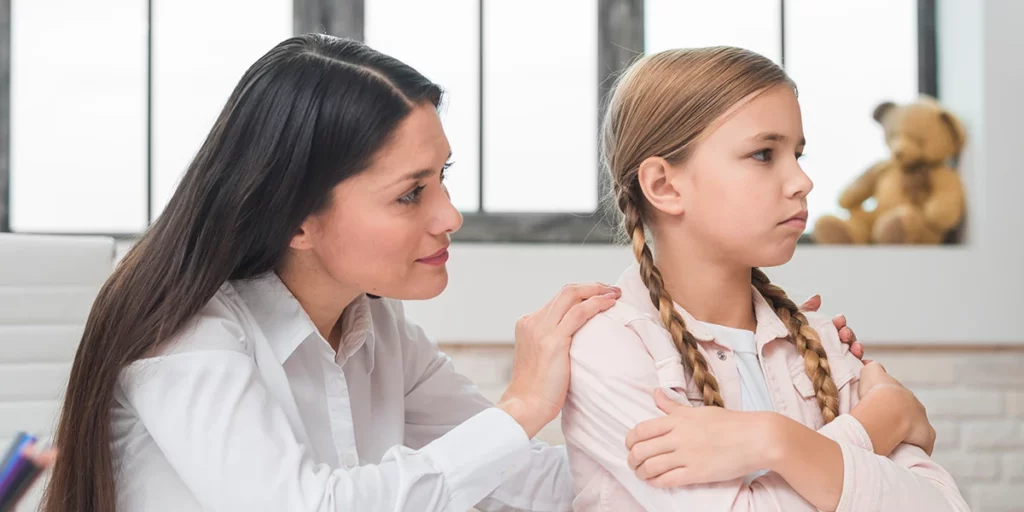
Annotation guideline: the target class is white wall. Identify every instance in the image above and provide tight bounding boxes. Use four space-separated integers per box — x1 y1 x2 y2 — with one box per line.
404 0 1024 345
0 234 115 510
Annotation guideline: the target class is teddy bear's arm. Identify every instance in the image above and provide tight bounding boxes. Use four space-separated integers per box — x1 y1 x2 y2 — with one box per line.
838 161 891 209
923 167 965 231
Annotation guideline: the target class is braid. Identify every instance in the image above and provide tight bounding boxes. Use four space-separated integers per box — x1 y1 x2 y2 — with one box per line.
751 268 840 423
620 196 725 408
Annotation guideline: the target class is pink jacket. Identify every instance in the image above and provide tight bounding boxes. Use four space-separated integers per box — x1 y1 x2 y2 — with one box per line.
561 264 969 511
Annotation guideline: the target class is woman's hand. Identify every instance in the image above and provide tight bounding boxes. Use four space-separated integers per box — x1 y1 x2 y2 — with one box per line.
799 294 863 359
24 443 57 468
498 283 620 438
856 362 936 455
625 390 774 487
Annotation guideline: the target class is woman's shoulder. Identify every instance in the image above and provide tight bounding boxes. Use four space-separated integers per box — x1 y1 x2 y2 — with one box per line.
145 284 251 359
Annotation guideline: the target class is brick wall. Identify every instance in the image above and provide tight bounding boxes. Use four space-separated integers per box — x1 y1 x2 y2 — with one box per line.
443 344 1024 512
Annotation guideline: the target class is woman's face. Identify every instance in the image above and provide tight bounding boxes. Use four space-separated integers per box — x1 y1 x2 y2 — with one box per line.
292 103 463 300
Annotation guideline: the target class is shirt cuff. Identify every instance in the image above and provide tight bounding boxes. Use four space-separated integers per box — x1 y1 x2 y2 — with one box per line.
818 414 874 453
422 407 531 508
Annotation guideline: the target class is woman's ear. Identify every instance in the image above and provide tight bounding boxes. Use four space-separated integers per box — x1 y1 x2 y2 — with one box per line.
637 156 686 216
290 218 317 250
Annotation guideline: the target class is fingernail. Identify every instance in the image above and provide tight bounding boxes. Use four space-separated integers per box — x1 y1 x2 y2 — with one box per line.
602 291 618 298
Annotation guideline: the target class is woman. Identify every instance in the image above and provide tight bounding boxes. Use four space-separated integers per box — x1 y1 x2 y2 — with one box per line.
44 35 862 511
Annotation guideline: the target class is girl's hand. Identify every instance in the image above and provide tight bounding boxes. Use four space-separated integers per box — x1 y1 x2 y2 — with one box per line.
499 283 621 438
625 390 773 487
856 362 936 455
799 295 863 360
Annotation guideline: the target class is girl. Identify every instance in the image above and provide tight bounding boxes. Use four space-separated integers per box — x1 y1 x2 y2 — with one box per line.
561 47 968 511
44 35 859 511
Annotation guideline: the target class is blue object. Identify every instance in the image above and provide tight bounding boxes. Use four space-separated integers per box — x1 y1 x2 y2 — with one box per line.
0 434 35 500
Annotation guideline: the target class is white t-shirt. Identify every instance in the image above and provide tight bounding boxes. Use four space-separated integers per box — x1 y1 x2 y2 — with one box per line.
697 322 775 413
697 321 775 483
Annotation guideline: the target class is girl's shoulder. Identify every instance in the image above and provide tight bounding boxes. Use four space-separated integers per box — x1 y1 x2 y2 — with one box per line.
570 299 681 381
801 310 854 358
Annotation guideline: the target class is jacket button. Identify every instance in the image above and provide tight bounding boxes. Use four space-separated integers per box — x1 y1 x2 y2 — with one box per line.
717 350 727 361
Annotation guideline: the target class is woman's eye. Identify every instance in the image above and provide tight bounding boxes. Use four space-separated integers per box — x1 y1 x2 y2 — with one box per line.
752 149 773 162
398 185 425 205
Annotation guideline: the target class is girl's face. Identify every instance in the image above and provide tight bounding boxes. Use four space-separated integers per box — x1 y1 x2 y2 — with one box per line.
646 84 813 268
291 103 463 300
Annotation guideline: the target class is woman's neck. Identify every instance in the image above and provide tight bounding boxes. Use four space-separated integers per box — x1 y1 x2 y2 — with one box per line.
276 256 362 351
652 238 755 332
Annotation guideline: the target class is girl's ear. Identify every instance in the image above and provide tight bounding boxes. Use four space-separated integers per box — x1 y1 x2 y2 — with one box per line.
637 156 686 216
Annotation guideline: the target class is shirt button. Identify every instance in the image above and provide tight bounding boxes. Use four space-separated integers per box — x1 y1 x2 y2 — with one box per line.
343 452 359 469
717 350 727 361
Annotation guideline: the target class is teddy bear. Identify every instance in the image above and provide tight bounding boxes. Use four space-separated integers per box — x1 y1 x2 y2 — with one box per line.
812 96 967 245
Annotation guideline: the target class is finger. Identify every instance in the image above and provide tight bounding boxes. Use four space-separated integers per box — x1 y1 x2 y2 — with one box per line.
648 467 699 488
625 417 675 450
31 448 57 467
838 326 857 344
832 314 848 332
555 293 619 338
543 284 620 328
654 389 687 415
635 453 681 481
799 294 822 312
628 435 678 470
851 342 865 360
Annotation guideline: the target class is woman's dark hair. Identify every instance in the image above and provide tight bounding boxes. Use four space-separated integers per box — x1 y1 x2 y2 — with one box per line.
43 33 442 512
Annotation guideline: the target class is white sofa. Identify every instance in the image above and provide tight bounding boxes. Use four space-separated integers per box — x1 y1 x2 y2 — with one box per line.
0 233 116 510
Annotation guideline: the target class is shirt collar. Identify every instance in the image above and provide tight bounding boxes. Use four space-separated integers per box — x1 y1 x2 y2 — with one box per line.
617 263 790 349
232 271 376 371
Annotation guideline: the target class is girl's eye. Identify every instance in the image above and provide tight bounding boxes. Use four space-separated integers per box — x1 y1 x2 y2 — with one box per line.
752 148 773 163
796 151 805 160
398 185 425 205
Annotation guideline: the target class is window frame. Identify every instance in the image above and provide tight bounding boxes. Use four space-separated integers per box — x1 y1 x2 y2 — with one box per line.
0 0 937 243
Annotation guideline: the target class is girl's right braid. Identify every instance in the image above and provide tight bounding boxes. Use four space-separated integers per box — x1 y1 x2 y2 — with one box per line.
619 192 725 407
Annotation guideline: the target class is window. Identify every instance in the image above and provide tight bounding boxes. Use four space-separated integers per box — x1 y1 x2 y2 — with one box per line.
9 0 148 234
150 0 293 221
0 0 936 243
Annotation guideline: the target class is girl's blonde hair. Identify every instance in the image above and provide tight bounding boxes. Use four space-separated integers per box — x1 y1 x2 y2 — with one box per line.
603 46 839 421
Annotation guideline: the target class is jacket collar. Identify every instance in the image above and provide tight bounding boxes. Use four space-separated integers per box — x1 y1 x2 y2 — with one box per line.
616 263 791 352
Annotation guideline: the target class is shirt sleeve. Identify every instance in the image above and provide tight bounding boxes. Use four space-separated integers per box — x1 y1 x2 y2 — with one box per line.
810 315 971 512
833 443 971 512
562 312 823 512
120 315 534 512
395 300 575 512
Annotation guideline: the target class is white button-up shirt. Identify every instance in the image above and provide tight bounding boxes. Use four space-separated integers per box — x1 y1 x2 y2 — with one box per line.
110 271 573 511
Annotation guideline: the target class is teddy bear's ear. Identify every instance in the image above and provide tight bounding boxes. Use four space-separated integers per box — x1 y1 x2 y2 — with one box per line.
939 110 967 157
872 101 896 123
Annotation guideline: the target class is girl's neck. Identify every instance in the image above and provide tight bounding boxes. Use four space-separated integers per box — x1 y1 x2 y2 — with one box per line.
652 238 755 332
276 255 361 351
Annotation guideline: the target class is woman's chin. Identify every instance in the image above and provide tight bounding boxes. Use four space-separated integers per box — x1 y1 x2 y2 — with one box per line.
373 271 449 301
